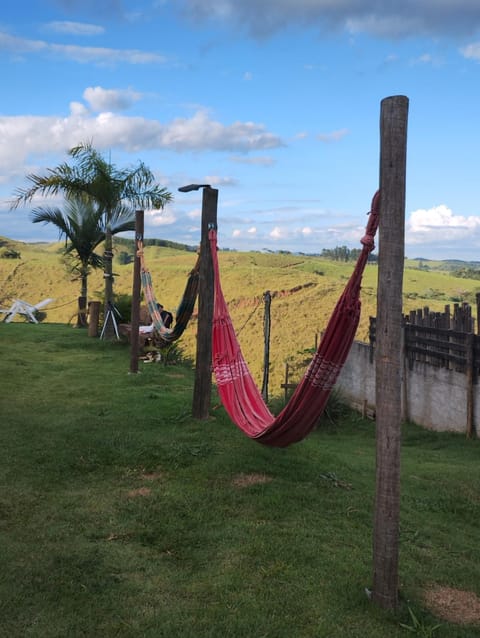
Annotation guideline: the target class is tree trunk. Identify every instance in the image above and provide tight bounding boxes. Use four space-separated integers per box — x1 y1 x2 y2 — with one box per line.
372 95 409 611
102 226 115 338
76 270 88 328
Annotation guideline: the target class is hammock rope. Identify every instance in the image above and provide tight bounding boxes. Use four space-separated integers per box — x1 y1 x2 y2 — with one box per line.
210 190 380 447
137 241 200 345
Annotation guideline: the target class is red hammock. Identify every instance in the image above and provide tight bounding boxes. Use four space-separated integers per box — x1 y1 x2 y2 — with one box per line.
211 191 380 447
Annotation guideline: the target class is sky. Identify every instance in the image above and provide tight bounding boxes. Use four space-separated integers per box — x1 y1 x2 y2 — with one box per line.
2 1 480 260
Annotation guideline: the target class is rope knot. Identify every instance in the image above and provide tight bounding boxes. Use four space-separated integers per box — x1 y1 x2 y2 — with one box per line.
360 190 380 252
360 233 375 250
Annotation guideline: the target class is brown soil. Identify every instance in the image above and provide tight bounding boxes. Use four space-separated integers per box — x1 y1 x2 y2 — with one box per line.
231 473 272 488
140 471 164 481
127 487 152 497
424 586 480 626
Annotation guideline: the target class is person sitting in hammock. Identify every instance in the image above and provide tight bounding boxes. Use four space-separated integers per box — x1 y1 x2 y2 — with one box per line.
138 303 172 335
157 303 173 329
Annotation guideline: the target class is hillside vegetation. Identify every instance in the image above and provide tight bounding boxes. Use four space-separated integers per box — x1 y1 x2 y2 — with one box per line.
2 235 480 393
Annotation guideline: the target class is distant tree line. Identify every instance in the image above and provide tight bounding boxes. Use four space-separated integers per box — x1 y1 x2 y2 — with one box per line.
115 237 197 253
452 267 480 280
321 245 378 262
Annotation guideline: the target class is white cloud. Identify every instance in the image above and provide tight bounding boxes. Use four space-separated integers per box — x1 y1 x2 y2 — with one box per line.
161 110 284 152
230 226 257 239
181 0 480 39
406 205 480 244
316 128 349 143
346 14 421 38
229 155 275 166
461 42 480 61
204 175 239 187
0 106 284 180
145 208 177 226
69 101 89 116
270 226 287 240
0 30 167 65
83 86 142 112
45 21 105 36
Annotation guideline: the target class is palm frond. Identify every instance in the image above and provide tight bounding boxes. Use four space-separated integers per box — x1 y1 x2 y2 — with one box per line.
31 206 71 238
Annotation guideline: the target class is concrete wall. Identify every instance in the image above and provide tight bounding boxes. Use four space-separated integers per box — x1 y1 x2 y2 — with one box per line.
336 340 476 434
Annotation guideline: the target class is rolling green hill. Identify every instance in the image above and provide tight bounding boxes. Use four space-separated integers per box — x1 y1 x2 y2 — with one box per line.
2 235 480 394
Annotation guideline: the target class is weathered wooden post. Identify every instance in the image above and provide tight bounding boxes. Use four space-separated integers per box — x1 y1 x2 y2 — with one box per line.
465 332 475 438
261 290 272 402
190 186 218 419
129 210 144 374
476 293 480 334
372 95 409 611
88 301 101 337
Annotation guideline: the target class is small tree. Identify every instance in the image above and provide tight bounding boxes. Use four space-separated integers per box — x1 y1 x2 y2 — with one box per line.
31 195 134 326
11 141 172 335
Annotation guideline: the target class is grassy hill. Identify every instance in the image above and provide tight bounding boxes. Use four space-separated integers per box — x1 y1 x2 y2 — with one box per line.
2 235 480 394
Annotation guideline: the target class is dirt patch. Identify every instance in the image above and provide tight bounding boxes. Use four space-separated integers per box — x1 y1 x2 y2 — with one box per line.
231 473 273 488
140 471 164 481
424 586 480 626
127 487 152 498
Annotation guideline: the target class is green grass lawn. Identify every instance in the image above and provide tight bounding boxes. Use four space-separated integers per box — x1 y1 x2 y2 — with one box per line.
0 323 479 637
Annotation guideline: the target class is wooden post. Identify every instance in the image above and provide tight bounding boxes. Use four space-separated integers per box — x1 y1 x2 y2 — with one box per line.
372 95 409 611
476 293 480 335
88 301 101 337
192 187 218 419
466 332 475 438
284 362 290 403
129 210 144 374
261 290 271 402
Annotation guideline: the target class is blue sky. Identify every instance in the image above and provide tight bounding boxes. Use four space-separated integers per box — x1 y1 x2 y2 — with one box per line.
1 1 480 259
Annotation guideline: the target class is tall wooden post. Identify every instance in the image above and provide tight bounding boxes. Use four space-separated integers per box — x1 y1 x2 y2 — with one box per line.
192 187 218 419
466 332 475 439
372 95 409 611
129 210 144 374
88 301 101 337
261 290 271 402
476 293 480 335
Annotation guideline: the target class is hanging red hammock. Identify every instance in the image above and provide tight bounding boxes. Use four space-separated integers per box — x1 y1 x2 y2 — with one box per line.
210 190 380 447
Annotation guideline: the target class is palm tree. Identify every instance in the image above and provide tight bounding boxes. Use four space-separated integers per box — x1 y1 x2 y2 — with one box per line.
11 141 172 334
31 195 134 326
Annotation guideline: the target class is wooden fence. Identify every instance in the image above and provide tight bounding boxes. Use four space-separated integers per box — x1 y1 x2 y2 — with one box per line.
369 302 480 379
282 302 480 402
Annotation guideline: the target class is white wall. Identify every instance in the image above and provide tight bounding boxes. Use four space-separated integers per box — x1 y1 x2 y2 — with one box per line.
336 341 476 434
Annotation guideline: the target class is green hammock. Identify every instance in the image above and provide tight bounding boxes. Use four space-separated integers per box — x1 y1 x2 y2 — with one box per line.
138 242 200 346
